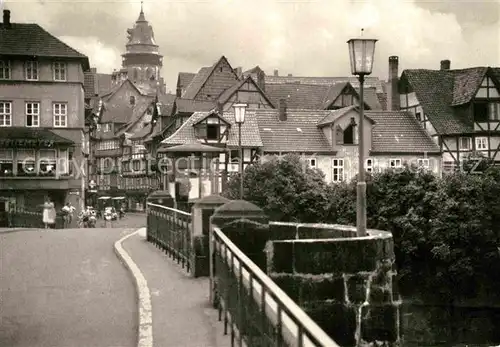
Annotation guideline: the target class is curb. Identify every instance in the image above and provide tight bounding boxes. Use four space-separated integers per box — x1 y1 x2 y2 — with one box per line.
114 228 153 347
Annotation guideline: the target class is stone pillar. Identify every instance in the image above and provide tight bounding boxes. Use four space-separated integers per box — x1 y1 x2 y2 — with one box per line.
209 200 269 306
190 194 229 277
266 228 401 346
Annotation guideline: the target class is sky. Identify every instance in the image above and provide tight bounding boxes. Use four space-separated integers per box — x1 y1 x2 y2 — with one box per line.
2 0 499 93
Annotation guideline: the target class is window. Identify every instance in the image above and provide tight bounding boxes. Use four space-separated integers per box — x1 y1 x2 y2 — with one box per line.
459 137 472 150
0 149 13 176
53 62 66 81
25 61 38 81
0 101 11 126
17 149 36 176
130 96 135 105
25 102 40 127
417 158 430 169
474 102 500 121
366 158 373 173
488 103 500 120
415 112 422 121
206 124 219 140
103 123 111 132
476 137 488 150
306 158 317 168
0 61 11 79
389 158 402 168
344 124 356 145
38 149 57 176
53 103 67 127
332 159 344 182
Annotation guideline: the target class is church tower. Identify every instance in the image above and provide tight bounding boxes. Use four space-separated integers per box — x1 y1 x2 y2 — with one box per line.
111 2 165 92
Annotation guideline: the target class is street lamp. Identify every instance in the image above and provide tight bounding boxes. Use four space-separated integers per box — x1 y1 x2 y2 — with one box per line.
233 103 247 199
347 33 377 237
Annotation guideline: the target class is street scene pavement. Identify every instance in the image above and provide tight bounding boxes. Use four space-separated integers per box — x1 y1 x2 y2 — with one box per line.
122 229 231 347
0 227 137 347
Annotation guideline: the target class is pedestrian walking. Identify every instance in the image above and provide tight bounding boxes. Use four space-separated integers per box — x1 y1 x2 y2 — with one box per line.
42 199 55 229
61 202 76 228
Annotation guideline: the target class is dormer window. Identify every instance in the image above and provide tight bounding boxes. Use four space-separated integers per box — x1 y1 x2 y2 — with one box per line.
103 123 111 133
194 114 228 141
343 123 356 144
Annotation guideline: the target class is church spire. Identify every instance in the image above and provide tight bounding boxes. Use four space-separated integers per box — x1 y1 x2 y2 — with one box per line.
137 1 146 22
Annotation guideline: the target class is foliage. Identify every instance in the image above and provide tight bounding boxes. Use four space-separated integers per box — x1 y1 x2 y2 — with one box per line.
222 154 329 223
224 155 500 303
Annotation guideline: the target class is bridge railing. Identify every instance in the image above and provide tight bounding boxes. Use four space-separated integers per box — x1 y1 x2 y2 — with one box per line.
146 202 192 272
211 226 340 347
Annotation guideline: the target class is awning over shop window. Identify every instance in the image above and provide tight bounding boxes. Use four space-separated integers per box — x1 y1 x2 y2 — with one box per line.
0 128 74 148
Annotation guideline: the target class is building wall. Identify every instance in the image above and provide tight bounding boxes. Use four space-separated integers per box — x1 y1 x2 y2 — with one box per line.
0 59 86 212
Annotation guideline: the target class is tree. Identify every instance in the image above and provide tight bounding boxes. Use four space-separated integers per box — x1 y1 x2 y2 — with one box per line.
222 154 329 222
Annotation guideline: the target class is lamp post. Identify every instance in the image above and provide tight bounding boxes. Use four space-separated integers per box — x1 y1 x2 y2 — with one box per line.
347 34 377 237
233 103 247 200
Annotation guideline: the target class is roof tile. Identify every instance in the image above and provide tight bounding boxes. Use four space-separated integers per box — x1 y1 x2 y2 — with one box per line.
161 111 262 148
367 110 440 153
255 109 332 152
0 23 89 68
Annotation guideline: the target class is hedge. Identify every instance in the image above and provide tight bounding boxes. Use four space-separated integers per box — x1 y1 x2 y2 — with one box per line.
223 154 500 303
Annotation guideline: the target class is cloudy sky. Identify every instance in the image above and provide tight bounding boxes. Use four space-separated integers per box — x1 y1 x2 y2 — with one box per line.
3 0 499 92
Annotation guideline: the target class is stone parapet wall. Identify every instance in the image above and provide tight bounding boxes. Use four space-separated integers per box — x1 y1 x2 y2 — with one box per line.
266 228 401 347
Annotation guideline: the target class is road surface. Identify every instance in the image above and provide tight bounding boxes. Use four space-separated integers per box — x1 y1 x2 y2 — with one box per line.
0 227 138 347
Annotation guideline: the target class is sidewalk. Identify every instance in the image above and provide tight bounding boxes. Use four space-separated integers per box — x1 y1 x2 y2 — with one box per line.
121 230 230 347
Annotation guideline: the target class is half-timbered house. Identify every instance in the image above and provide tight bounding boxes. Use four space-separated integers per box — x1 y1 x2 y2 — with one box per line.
394 56 500 173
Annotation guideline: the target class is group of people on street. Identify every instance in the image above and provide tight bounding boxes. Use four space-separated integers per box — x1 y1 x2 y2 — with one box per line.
41 198 127 229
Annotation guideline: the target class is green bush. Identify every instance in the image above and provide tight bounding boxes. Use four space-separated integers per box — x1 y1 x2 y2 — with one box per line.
224 155 500 303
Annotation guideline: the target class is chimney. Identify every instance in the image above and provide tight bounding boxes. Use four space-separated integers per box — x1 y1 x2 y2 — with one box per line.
233 67 242 78
176 86 182 98
274 69 279 77
440 59 451 70
90 67 97 73
387 56 400 111
3 10 11 28
278 98 287 121
257 70 265 92
287 73 292 77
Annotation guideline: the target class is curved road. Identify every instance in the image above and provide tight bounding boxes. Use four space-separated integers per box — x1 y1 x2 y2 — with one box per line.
0 227 138 347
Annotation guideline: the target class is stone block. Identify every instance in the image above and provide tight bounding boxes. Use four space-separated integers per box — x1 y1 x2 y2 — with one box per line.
304 302 357 347
269 274 301 302
299 275 345 303
268 222 298 240
347 275 369 304
266 241 294 273
361 303 399 343
293 239 384 274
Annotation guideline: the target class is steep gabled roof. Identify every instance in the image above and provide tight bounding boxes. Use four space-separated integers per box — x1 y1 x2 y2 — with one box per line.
0 23 89 69
264 82 381 110
160 111 262 147
265 83 330 109
174 98 216 114
256 109 333 153
265 75 384 93
402 69 473 134
451 67 488 106
182 56 239 99
217 75 275 107
177 72 196 91
367 110 440 153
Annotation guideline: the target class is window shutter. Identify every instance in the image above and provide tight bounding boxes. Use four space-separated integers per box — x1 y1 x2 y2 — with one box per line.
335 125 344 144
195 124 207 138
